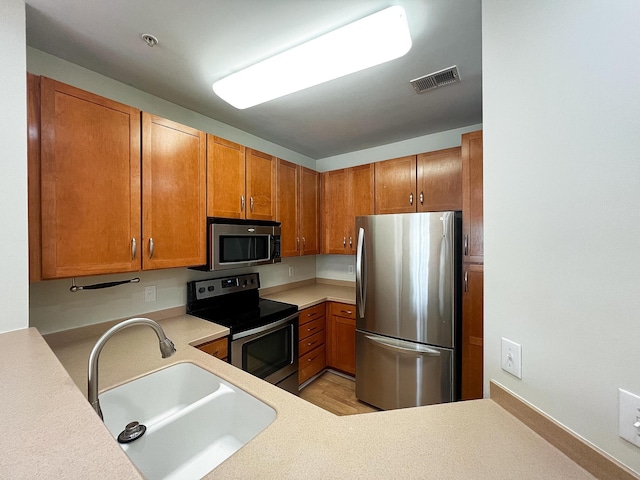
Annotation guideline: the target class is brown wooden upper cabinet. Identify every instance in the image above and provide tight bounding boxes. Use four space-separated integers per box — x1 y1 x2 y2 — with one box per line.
30 76 206 280
417 147 462 211
462 130 483 263
375 155 417 214
276 159 319 257
207 136 276 221
141 113 207 270
375 149 462 214
321 164 374 255
36 76 142 279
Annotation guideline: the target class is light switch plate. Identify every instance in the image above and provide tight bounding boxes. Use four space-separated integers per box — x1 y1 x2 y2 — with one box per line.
348 265 354 275
501 337 522 379
619 388 640 448
288 266 294 277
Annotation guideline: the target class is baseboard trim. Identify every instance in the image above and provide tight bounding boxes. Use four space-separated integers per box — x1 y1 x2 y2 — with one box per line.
490 381 639 480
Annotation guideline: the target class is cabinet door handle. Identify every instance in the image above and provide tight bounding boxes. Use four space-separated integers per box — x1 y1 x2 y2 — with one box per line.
420 191 424 205
131 238 137 259
302 237 306 249
410 193 413 205
149 238 154 259
297 237 300 251
349 236 353 247
464 234 469 256
343 236 347 247
250 196 254 212
464 271 469 292
241 195 245 211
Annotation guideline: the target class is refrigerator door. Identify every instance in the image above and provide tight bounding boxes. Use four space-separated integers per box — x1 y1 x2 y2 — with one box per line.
356 212 456 348
355 331 453 409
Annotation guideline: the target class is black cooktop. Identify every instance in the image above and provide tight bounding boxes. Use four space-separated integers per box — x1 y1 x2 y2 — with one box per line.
186 273 298 335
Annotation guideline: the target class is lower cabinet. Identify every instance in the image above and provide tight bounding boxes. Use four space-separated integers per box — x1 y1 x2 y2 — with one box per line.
327 302 356 376
196 337 229 362
461 263 484 400
298 303 327 384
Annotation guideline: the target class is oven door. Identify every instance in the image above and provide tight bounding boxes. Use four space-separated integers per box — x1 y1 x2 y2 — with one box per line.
231 313 299 394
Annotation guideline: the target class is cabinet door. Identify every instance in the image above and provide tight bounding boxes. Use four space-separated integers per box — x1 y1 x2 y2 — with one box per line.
321 169 349 254
300 167 319 255
246 148 276 221
207 135 245 219
276 159 299 257
462 130 483 263
461 263 484 400
39 77 141 279
142 113 206 270
374 155 417 214
417 147 462 212
347 164 375 254
330 314 356 375
27 74 42 282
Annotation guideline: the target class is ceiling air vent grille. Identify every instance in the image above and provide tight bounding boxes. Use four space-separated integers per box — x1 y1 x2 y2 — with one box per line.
410 66 460 94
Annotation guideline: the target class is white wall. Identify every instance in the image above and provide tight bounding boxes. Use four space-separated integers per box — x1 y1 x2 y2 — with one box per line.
316 123 482 172
483 0 640 473
27 48 316 170
0 0 28 333
30 256 315 334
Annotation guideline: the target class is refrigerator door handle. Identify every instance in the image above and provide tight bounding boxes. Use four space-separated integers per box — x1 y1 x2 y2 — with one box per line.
365 334 441 357
356 227 366 318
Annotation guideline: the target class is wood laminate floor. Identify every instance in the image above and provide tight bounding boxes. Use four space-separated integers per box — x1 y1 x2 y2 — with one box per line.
299 371 379 415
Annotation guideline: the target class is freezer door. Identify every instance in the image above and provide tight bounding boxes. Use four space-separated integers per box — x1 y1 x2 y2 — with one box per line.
355 331 454 410
356 212 457 348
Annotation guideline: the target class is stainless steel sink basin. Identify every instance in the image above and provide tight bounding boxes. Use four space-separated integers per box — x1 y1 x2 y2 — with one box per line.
99 362 276 479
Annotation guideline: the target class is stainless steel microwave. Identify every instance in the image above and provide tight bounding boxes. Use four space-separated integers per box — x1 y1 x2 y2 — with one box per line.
201 218 281 271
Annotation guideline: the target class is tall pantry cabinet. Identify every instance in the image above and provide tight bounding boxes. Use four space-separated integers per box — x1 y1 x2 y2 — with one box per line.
461 130 484 400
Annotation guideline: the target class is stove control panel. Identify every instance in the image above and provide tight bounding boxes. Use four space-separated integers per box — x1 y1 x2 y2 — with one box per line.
190 273 260 301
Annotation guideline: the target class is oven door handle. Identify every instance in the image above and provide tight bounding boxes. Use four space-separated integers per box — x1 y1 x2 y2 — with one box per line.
231 311 299 340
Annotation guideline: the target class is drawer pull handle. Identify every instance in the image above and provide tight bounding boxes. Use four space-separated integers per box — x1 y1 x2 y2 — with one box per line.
307 340 318 347
307 326 317 332
307 312 318 317
341 310 352 315
308 356 318 362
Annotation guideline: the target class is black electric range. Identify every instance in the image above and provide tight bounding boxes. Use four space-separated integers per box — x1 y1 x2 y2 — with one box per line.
186 272 298 336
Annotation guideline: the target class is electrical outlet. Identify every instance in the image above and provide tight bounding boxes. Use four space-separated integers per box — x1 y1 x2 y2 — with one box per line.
501 337 522 379
288 266 294 277
619 388 640 448
348 265 354 275
144 285 157 302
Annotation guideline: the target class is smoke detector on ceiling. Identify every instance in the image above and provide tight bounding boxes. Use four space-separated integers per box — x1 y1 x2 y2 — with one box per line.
410 66 460 93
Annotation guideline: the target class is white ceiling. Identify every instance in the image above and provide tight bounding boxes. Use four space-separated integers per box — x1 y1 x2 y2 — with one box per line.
25 0 482 160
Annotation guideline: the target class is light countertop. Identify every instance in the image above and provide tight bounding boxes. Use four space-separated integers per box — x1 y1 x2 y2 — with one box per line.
1 282 596 479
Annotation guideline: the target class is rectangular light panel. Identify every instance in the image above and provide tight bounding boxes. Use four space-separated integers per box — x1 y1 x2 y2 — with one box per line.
213 6 412 109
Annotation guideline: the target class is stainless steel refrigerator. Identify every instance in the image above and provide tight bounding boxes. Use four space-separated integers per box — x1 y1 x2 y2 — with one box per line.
355 211 461 410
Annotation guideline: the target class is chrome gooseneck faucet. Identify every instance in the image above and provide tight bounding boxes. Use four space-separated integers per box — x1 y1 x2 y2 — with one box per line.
87 317 176 420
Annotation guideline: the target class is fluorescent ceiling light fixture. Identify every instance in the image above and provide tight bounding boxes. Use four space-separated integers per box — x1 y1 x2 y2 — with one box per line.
212 6 412 109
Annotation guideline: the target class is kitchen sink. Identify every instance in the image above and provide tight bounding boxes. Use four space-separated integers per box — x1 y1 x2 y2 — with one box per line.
99 362 276 479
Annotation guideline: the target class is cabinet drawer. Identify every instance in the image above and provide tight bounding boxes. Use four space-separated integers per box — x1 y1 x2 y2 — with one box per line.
299 344 326 385
329 302 356 319
298 329 326 357
299 303 325 326
299 316 325 340
197 337 228 361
